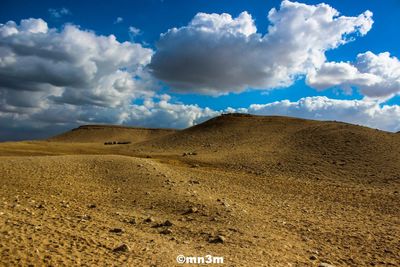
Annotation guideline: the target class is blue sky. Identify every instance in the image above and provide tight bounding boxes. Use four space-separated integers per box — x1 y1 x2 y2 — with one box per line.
0 0 400 140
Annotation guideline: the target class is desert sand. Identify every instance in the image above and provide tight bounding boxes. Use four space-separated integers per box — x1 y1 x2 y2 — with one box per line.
0 114 399 266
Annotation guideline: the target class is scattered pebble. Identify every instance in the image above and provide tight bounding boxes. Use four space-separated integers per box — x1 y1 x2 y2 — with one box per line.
222 201 230 208
209 235 225 244
109 228 124 233
184 207 198 214
144 217 155 223
113 244 130 253
153 220 173 228
126 218 137 225
182 152 197 156
310 255 318 261
160 229 173 235
163 220 173 227
77 214 91 221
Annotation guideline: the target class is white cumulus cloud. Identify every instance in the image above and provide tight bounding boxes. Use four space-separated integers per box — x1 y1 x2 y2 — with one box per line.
150 0 373 94
0 95 219 141
307 52 400 100
0 18 158 141
248 96 400 132
0 18 153 114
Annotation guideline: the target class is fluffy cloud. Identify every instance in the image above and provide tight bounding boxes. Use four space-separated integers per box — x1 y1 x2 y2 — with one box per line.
150 0 373 94
0 18 153 114
0 95 219 141
122 95 218 128
248 96 400 132
0 18 158 140
0 18 218 141
2 93 400 141
307 52 400 100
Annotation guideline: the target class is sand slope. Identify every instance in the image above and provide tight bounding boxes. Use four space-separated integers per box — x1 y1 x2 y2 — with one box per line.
139 114 400 184
0 114 399 266
49 125 176 143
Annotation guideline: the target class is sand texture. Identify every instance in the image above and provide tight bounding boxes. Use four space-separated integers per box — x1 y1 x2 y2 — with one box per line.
0 114 399 266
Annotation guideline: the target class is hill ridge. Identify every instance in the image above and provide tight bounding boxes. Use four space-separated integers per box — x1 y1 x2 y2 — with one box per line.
49 124 176 143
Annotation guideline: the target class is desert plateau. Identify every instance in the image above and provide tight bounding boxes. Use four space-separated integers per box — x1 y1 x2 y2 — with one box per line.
0 114 399 266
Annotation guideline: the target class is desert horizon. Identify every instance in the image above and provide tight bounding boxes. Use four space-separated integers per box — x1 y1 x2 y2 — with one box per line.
3 113 398 144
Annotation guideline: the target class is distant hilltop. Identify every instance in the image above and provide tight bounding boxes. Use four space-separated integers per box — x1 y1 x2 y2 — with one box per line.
49 124 176 143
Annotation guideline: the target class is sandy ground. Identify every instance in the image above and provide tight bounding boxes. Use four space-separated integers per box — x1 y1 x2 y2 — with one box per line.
0 114 399 266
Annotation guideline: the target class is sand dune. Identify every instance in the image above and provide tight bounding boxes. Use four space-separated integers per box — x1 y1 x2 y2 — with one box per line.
0 115 399 266
49 124 176 143
139 114 400 184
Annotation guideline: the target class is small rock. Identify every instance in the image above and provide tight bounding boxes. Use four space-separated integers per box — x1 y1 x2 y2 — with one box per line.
319 263 335 267
109 228 124 233
88 204 97 209
182 152 197 156
160 229 173 235
184 207 198 214
310 255 318 261
153 220 173 228
78 214 91 221
163 220 173 227
127 218 137 225
144 217 155 223
222 201 230 208
113 244 130 253
209 235 225 244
